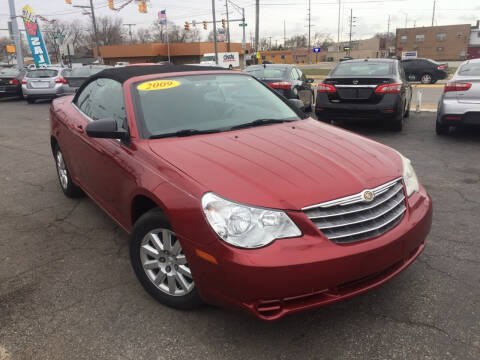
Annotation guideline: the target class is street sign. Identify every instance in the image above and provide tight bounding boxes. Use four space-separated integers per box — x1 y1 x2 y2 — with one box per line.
239 23 247 27
53 33 66 39
343 46 350 51
402 51 417 60
313 47 321 53
6 44 16 53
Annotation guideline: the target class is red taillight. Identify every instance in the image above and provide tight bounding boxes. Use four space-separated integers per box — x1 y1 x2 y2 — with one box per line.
444 82 471 92
316 83 336 93
438 65 446 70
375 83 402 94
8 78 19 85
55 77 68 84
21 79 27 85
269 81 291 90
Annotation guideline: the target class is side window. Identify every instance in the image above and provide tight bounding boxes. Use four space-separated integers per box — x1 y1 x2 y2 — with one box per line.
290 68 300 81
297 68 307 82
75 78 127 129
399 63 406 81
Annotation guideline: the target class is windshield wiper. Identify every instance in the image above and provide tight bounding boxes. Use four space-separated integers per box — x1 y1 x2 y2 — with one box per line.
149 128 222 139
228 118 295 131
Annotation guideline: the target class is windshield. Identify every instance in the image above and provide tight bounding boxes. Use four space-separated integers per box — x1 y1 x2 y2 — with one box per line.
0 68 20 77
331 62 393 76
458 62 480 76
201 55 216 62
244 67 288 79
26 69 58 78
134 74 300 138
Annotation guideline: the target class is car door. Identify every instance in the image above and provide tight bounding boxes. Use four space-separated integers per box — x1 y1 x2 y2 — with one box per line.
72 78 135 225
402 60 415 81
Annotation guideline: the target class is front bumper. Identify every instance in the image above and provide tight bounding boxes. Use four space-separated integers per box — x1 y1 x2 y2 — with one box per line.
315 93 403 121
181 185 432 320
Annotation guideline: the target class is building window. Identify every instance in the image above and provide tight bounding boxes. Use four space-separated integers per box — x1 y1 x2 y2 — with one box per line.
271 55 276 58
437 47 444 52
400 35 407 43
261 56 266 60
437 33 446 41
281 55 286 59
457 32 464 38
416 34 424 42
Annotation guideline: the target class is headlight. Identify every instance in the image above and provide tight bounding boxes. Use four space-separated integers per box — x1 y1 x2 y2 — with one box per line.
397 152 419 197
201 192 301 249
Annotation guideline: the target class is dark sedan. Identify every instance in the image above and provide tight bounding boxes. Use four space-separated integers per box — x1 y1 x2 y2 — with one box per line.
315 59 412 131
401 58 448 84
244 64 315 111
0 67 26 99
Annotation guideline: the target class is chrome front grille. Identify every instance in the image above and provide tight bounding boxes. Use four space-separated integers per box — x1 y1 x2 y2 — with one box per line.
303 178 406 244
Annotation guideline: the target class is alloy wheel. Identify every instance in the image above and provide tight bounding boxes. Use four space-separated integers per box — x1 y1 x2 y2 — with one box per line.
421 74 432 84
56 150 68 190
139 228 194 296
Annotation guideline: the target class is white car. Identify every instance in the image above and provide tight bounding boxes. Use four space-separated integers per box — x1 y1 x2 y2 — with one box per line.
114 62 130 67
200 52 239 69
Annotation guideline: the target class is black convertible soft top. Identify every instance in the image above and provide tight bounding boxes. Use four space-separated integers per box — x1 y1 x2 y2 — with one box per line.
89 64 225 84
73 64 227 102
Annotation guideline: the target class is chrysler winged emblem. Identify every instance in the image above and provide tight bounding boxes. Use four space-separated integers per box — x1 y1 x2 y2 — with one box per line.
353 80 359 85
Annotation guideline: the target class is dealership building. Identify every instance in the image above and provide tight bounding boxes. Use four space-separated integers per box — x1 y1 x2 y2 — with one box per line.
93 42 251 65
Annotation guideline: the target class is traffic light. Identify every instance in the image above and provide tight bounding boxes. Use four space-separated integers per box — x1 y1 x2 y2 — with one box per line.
65 0 71 4
108 0 114 10
203 21 207 30
221 19 226 28
184 21 190 31
138 1 147 13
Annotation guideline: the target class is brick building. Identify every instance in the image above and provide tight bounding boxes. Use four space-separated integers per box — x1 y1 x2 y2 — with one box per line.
93 42 251 66
468 21 480 59
396 24 471 61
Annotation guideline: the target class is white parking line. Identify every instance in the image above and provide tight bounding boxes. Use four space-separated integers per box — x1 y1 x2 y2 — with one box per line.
0 345 11 360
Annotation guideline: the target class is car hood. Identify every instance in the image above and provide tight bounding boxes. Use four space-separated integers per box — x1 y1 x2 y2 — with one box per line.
148 118 402 210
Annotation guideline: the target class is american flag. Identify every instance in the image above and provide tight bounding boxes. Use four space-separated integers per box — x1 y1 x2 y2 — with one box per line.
158 10 167 25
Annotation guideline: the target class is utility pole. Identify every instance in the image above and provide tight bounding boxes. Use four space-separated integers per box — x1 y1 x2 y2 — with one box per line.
74 0 102 63
337 0 341 61
284 20 286 49
8 0 24 69
431 0 436 27
211 0 219 65
308 0 311 64
348 9 356 56
225 0 231 52
268 36 272 50
255 0 259 53
124 23 136 43
387 15 390 36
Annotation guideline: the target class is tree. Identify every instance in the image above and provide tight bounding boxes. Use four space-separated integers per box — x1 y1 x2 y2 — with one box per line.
89 16 125 46
285 34 307 49
135 27 152 43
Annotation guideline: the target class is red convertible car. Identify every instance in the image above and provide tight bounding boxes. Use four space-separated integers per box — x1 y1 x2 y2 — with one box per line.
50 65 432 320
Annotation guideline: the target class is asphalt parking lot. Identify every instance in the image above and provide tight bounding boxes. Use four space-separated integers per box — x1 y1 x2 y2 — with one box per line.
1 98 479 359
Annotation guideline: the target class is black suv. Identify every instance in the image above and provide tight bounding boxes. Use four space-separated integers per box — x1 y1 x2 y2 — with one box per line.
401 58 448 84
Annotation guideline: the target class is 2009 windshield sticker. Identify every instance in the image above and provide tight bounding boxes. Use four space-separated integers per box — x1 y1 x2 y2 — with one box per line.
137 80 180 91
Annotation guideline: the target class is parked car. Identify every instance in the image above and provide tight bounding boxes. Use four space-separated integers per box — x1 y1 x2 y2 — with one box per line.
50 65 432 321
115 62 130 67
316 58 412 131
436 58 480 135
339 56 354 62
0 67 26 99
63 65 111 94
22 67 70 103
200 52 240 69
244 64 315 111
401 58 448 84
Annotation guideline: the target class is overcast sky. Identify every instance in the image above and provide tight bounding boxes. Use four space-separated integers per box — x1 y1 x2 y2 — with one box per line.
1 0 479 45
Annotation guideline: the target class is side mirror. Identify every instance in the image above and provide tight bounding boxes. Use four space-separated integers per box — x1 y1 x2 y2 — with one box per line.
307 78 315 83
289 98 305 111
85 118 129 140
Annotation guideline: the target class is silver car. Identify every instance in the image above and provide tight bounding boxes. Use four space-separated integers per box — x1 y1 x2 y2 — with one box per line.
436 59 480 135
22 67 70 103
63 65 111 94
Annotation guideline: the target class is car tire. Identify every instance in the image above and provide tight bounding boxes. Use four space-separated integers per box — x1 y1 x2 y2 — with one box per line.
26 97 35 104
53 143 84 198
129 208 204 310
420 73 433 84
391 105 404 132
436 120 449 135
